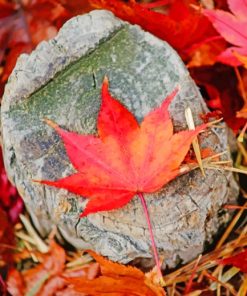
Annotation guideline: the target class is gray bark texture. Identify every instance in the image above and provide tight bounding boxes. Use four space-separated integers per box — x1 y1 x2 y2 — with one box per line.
1 10 239 268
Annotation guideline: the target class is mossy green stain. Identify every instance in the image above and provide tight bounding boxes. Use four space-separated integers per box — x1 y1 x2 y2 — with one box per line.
6 26 136 133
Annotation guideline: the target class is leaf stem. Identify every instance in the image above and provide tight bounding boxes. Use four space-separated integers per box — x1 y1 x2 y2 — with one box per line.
138 192 164 285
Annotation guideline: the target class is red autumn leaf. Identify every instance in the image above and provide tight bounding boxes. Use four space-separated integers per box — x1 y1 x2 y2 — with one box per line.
0 0 16 18
0 149 23 224
190 65 246 132
38 77 206 217
201 83 223 109
6 269 25 296
9 238 162 296
7 240 67 296
89 0 216 57
187 38 228 68
0 0 70 86
0 207 15 266
218 249 247 273
63 0 93 16
7 241 100 296
66 250 166 296
203 0 247 66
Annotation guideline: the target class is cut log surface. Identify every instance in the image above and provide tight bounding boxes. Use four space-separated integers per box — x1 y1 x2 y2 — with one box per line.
1 10 239 267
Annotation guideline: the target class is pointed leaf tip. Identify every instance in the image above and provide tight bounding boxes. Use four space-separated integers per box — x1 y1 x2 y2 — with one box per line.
80 212 86 218
103 75 109 86
160 86 179 111
101 76 110 102
32 179 42 184
103 75 109 85
43 118 58 130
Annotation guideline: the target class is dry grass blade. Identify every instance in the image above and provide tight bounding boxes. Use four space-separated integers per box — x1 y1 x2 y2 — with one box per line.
206 269 238 294
237 141 247 163
184 255 202 295
19 214 49 253
237 275 247 296
185 107 205 176
162 187 247 294
205 165 247 175
66 253 93 268
237 122 247 142
15 231 36 245
217 201 247 250
224 205 247 210
23 240 39 263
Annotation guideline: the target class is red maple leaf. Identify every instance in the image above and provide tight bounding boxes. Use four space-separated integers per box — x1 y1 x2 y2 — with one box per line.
39 77 206 217
203 0 247 66
0 0 70 86
89 0 215 57
218 249 247 273
7 240 100 296
190 65 246 132
37 77 206 280
66 250 166 296
7 243 164 295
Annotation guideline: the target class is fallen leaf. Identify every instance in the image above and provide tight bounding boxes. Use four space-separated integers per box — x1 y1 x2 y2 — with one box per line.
63 0 93 15
0 0 70 85
7 240 66 296
6 269 25 296
0 208 15 267
89 0 216 57
0 149 23 224
203 0 247 66
190 64 246 132
235 51 247 69
66 250 166 296
187 39 227 67
0 0 16 18
218 249 247 273
38 77 206 216
7 242 164 295
201 83 222 109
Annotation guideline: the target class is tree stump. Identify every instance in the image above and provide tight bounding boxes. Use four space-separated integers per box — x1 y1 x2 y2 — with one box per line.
1 10 239 268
